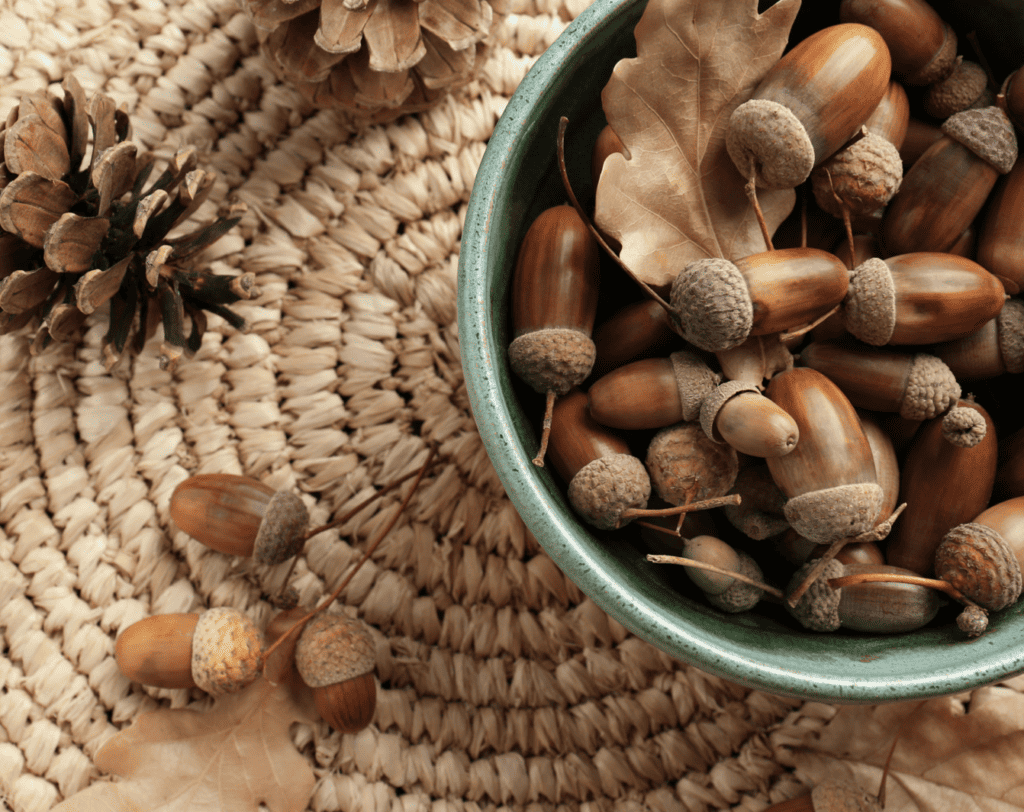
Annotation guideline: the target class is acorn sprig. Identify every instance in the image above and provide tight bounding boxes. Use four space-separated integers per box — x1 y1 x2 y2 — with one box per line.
0 75 257 370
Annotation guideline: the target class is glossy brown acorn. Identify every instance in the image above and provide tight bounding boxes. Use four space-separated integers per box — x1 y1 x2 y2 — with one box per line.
837 563 943 633
727 23 892 190
799 340 961 421
899 118 944 167
843 253 1007 347
960 496 1024 575
589 298 680 379
1001 68 1024 132
670 248 849 352
765 367 882 544
977 159 1024 295
880 107 1018 256
839 0 957 86
863 80 911 148
858 410 901 522
930 299 1024 380
886 399 998 575
700 381 800 458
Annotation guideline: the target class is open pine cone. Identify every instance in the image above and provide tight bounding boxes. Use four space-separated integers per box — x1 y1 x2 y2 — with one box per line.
247 0 506 122
0 76 256 370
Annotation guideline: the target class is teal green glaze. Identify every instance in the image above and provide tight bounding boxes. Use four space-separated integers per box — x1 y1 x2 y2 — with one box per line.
456 0 1024 703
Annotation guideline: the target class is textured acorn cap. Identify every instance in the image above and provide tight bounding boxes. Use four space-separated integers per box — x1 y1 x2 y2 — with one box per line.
783 483 884 544
723 465 789 541
811 781 882 812
645 422 739 506
957 604 989 637
670 258 753 352
901 353 961 421
998 299 1024 374
726 98 816 189
844 258 896 346
253 490 310 565
705 552 764 614
191 607 265 696
699 379 759 443
670 350 722 422
904 23 958 86
787 558 845 632
295 612 376 688
508 328 596 396
811 132 903 218
941 405 988 448
924 59 989 119
942 106 1018 174
567 453 651 530
935 522 1023 611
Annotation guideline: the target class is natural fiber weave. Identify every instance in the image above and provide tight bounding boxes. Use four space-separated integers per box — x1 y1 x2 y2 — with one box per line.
1 1 820 810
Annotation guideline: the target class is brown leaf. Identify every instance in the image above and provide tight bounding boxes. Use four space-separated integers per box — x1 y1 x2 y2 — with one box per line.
786 686 1024 811
594 0 800 289
43 212 110 273
0 172 77 247
51 676 318 812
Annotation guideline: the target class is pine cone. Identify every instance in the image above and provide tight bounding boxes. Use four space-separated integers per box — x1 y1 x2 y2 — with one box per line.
246 0 505 122
0 76 256 371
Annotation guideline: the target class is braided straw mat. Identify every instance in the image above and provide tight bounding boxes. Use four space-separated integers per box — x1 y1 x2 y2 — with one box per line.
0 0 929 810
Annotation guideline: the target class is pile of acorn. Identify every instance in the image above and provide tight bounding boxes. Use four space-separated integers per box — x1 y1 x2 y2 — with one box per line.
507 0 1024 637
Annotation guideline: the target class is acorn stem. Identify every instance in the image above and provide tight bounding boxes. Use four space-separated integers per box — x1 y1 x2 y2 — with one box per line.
532 390 557 467
786 503 908 607
646 553 785 600
826 571 982 609
557 116 674 315
619 493 741 521
778 304 841 341
261 446 437 671
745 172 775 252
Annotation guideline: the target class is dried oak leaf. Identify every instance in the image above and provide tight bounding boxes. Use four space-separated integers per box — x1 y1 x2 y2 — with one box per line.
52 674 317 812
783 685 1024 811
594 0 800 289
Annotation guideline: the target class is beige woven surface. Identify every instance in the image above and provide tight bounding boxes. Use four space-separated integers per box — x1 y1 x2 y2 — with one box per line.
0 1 825 810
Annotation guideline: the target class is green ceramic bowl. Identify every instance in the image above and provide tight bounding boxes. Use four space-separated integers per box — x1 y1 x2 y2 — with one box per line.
457 0 1024 702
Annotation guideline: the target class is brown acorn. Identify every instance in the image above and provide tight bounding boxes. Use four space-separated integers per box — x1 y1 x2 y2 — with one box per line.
589 298 680 379
880 106 1018 256
679 535 766 613
699 380 800 458
843 253 1007 347
669 248 849 352
765 367 882 544
1000 68 1024 132
837 563 943 633
930 298 1024 380
934 509 1023 612
858 410 902 522
976 158 1024 294
899 118 945 166
727 23 892 190
886 398 998 575
924 59 993 119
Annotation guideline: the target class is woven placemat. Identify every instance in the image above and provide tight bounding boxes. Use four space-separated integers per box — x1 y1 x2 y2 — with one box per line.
0 1 827 810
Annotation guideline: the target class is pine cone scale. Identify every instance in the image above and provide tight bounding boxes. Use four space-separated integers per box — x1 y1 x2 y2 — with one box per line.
5 116 71 181
0 267 59 314
0 173 79 247
363 0 427 72
418 0 490 51
42 213 110 274
316 0 376 54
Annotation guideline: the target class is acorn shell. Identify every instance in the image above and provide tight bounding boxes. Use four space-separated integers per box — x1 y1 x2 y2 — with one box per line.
935 523 1023 611
977 159 1024 295
170 474 274 556
115 612 200 689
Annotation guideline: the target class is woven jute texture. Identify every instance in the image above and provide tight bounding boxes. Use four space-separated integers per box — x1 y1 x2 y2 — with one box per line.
0 1 816 810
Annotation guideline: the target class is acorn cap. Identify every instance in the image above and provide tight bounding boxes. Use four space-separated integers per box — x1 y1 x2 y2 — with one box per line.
723 466 790 541
811 132 903 218
844 258 896 346
941 405 987 448
670 350 722 422
942 106 1018 174
783 483 884 544
925 59 989 119
935 522 1023 611
901 353 961 421
646 421 739 506
254 490 310 565
957 604 989 637
904 23 958 86
811 781 883 812
295 612 376 688
726 98 816 189
787 558 845 632
191 607 265 696
568 453 651 530
998 299 1024 375
508 328 596 396
699 379 760 443
705 552 764 613
670 258 753 352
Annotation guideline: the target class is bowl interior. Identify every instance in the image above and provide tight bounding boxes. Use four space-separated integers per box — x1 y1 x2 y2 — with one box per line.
457 0 1024 702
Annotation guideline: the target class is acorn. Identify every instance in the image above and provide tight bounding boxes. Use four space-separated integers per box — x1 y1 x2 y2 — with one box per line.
723 463 790 541
678 535 766 613
508 204 601 464
787 557 845 631
1000 67 1024 133
811 129 903 221
976 158 1024 294
669 247 849 352
699 380 800 458
765 367 883 544
294 612 377 734
798 340 961 421
842 253 1007 347
923 59 992 119
930 298 1024 380
880 106 1018 256
645 421 740 507
839 0 957 87
996 427 1024 499
899 118 944 167
589 298 680 379
885 398 998 575
170 474 310 565
837 563 943 633
858 410 902 522
727 23 891 190
115 607 265 696
863 80 911 149
934 513 1023 612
